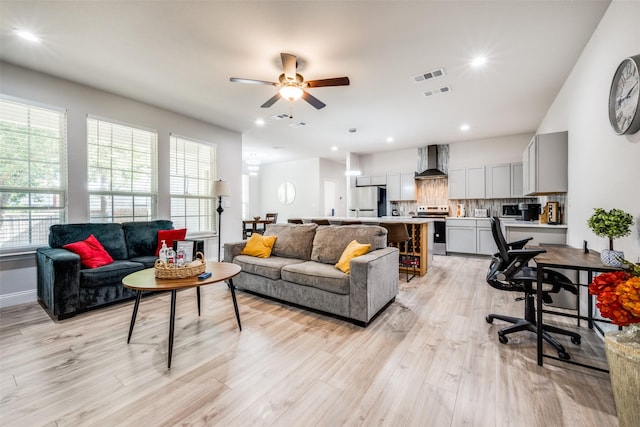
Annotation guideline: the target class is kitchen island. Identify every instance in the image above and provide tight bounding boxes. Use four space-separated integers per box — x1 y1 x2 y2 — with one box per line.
297 217 435 276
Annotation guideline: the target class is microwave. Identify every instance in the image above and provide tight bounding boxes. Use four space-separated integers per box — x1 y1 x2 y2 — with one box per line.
502 204 522 217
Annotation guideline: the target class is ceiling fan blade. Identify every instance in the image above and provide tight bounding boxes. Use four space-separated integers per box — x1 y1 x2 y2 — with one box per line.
306 77 350 88
281 53 297 81
261 93 282 108
302 91 326 109
230 77 276 86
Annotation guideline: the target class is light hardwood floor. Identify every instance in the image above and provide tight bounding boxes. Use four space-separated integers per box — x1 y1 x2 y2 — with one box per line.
0 256 617 426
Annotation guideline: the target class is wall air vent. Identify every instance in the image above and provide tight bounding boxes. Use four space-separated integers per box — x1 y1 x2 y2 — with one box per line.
270 113 290 120
413 68 445 83
424 86 452 97
288 122 307 128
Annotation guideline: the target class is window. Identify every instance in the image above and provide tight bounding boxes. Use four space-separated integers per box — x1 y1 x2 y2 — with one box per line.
169 135 216 233
0 96 67 251
87 117 157 222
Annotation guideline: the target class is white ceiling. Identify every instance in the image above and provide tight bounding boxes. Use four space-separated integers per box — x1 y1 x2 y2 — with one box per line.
0 1 611 170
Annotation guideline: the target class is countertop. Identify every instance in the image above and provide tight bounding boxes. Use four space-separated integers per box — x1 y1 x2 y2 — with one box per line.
299 217 436 224
445 217 568 228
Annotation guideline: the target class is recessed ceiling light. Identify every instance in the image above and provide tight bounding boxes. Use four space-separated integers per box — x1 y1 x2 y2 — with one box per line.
247 166 260 171
460 124 470 131
331 146 338 151
255 119 265 126
386 137 394 143
13 29 41 43
471 56 487 67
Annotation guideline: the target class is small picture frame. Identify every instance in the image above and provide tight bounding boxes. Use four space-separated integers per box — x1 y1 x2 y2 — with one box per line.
173 240 196 262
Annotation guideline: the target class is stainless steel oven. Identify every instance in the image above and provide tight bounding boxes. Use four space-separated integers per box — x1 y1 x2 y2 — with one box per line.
413 205 448 255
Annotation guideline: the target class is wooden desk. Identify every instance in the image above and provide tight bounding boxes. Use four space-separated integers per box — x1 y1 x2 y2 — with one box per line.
123 262 241 368
242 219 273 239
533 245 621 371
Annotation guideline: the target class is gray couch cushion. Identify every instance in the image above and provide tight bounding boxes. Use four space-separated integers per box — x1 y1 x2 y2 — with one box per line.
264 223 318 260
233 255 305 280
281 261 350 295
311 225 388 264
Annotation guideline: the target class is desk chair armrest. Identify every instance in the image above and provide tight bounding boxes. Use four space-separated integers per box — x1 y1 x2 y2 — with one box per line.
507 237 533 250
508 248 546 258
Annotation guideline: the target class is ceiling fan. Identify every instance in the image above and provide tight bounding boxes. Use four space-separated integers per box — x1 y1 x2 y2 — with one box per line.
230 53 350 110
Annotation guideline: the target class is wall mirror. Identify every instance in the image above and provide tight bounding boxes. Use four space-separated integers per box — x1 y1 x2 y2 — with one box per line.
278 182 296 205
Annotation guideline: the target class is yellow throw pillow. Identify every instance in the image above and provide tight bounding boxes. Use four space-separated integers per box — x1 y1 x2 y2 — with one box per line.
335 240 371 274
241 234 277 258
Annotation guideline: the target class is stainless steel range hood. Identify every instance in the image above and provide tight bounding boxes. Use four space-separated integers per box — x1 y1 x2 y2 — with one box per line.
415 145 447 179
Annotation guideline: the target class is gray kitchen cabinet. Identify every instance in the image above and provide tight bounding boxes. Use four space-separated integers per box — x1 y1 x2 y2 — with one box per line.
510 163 523 197
446 219 477 254
505 225 567 246
386 173 401 201
466 166 486 199
448 167 485 199
523 131 568 195
476 219 498 255
400 172 416 200
355 176 371 186
371 175 386 186
448 168 466 199
485 164 511 198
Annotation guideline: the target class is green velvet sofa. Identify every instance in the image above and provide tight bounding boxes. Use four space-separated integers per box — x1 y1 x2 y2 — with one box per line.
36 220 199 320
224 223 399 326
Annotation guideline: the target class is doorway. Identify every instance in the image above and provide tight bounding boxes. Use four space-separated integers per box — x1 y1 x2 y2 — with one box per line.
323 179 336 217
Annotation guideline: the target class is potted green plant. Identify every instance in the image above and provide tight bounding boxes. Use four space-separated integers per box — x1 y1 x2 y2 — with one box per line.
587 208 634 267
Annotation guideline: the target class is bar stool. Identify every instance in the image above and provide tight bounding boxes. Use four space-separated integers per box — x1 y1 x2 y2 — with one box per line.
381 223 416 282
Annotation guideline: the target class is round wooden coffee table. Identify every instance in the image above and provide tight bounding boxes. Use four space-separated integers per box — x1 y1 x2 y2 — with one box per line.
122 261 241 368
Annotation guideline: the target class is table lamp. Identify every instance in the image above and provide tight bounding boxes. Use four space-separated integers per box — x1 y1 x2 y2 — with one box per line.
212 179 231 262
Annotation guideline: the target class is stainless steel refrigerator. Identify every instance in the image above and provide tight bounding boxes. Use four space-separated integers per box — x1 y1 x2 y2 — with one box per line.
348 186 386 217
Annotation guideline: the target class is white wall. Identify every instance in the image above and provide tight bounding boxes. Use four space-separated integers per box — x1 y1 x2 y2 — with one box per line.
358 148 417 175
448 133 533 168
538 0 640 261
260 158 320 221
319 158 348 217
0 62 242 307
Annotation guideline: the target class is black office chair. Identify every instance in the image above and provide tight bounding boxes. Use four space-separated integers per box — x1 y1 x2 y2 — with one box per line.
485 217 580 360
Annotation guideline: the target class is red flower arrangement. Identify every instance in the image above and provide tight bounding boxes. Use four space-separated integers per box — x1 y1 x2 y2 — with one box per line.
589 264 640 326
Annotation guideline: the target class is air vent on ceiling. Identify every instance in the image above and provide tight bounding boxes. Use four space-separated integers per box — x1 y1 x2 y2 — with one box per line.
413 68 445 83
270 113 290 120
424 86 452 97
288 122 307 128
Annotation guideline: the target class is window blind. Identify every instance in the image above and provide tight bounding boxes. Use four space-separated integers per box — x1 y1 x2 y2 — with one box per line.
170 135 216 233
0 97 67 251
87 117 157 222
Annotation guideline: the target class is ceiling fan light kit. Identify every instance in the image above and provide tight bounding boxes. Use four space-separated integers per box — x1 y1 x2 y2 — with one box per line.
230 52 350 110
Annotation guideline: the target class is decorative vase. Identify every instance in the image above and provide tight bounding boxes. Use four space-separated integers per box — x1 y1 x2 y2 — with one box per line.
604 324 640 427
601 249 624 267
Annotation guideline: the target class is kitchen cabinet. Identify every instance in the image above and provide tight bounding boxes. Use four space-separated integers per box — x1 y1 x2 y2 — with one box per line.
387 172 416 201
523 131 568 195
476 219 498 255
446 218 497 255
448 167 485 199
504 225 567 246
356 175 386 187
485 163 523 198
446 219 477 253
511 163 523 197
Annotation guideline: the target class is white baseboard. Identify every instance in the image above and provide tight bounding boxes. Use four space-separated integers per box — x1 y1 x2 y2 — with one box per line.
0 289 37 309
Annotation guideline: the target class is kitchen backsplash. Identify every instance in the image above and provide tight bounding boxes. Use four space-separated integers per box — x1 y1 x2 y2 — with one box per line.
389 177 565 218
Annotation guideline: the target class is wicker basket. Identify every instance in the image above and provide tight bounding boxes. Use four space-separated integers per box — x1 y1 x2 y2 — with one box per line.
154 252 206 279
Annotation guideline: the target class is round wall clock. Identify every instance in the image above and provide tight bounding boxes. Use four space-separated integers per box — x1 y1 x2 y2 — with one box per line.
608 54 640 135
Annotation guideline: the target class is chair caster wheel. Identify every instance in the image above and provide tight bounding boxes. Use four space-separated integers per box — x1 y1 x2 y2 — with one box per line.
558 351 571 360
498 334 508 344
486 315 494 324
571 336 581 345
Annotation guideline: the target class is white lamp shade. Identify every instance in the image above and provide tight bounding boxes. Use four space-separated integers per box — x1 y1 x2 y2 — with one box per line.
212 180 231 197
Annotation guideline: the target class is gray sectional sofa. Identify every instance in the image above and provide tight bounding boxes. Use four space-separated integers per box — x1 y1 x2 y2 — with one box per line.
224 223 399 326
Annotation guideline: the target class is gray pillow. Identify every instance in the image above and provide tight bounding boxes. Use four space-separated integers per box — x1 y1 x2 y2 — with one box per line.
311 225 387 264
264 223 318 260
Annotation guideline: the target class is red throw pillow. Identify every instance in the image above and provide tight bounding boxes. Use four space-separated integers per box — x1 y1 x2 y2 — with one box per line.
63 234 114 269
155 228 187 256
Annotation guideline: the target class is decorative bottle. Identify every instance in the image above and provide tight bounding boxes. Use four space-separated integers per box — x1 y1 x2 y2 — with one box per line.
176 247 186 267
166 247 176 266
159 240 169 263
